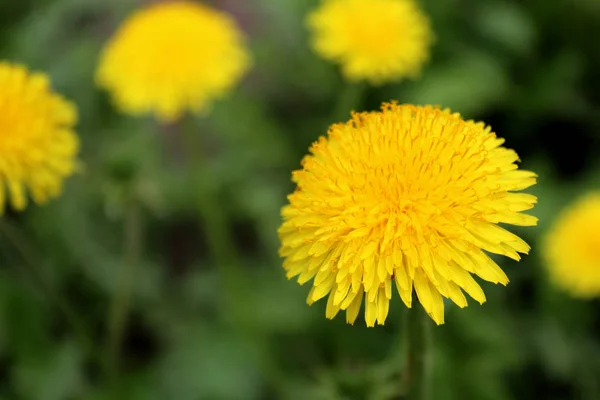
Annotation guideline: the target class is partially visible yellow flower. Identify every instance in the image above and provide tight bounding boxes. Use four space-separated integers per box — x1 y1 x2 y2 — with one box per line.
279 103 537 326
307 0 433 84
96 1 251 122
543 192 600 298
0 62 79 213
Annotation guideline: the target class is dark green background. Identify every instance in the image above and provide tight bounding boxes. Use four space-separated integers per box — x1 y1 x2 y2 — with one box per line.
1 0 599 399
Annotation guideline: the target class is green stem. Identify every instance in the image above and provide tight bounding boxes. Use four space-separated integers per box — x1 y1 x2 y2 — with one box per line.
105 199 142 387
0 221 96 357
170 118 244 311
195 186 289 398
178 122 289 397
404 305 431 400
332 82 366 123
160 118 244 310
194 160 245 316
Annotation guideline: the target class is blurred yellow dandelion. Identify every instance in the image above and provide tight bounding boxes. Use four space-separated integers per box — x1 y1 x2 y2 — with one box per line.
96 1 251 122
543 192 600 298
0 62 79 213
279 103 538 326
307 0 433 84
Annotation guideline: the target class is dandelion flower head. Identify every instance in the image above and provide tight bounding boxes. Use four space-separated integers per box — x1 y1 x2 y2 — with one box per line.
0 62 79 213
96 1 251 122
307 0 433 84
543 192 600 298
279 103 538 326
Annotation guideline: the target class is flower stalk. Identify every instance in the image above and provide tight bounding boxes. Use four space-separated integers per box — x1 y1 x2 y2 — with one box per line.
404 306 431 400
105 197 143 386
333 82 365 122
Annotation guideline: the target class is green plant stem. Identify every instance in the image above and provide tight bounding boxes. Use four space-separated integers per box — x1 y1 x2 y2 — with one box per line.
333 82 366 122
194 180 289 397
177 121 289 397
192 159 249 327
404 306 431 400
195 172 242 300
160 118 244 309
0 221 96 357
105 199 142 387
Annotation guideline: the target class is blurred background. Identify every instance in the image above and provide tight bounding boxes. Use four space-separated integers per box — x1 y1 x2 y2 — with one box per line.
1 0 600 399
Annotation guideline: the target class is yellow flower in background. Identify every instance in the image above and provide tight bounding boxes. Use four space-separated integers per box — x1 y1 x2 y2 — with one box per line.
543 192 600 298
0 62 79 213
96 1 251 122
279 103 537 326
307 0 433 84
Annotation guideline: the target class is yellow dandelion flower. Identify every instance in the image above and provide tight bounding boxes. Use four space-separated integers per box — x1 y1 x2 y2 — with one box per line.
96 1 251 122
279 103 538 326
0 62 79 213
307 0 433 84
543 192 600 298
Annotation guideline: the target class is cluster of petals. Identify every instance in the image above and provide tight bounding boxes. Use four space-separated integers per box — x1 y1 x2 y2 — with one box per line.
279 103 537 325
96 1 251 122
307 0 433 84
0 62 79 213
544 192 600 298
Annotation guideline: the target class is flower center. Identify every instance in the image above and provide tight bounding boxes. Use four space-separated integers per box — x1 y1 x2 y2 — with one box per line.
0 94 48 170
344 9 401 56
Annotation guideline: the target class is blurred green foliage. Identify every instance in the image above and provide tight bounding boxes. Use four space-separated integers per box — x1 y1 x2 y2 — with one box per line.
1 0 600 399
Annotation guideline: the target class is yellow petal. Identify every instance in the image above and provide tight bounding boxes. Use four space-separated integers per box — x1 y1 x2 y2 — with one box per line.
414 270 444 325
365 297 378 328
377 286 390 325
346 290 364 325
326 287 341 319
